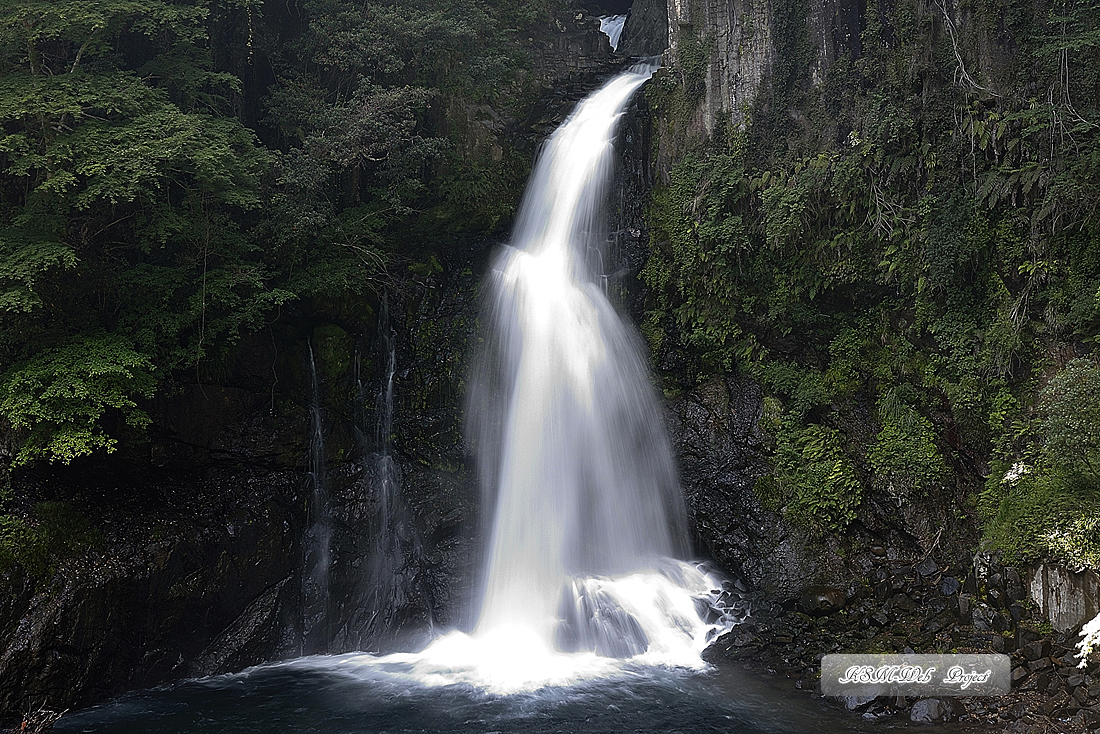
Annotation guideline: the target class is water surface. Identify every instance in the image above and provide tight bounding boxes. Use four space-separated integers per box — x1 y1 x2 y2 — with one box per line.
55 659 902 734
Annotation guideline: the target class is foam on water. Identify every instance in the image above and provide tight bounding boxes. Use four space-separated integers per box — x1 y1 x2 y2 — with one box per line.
279 561 734 694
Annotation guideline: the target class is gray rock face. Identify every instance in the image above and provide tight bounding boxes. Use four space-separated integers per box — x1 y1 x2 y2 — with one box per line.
695 0 775 135
1025 563 1100 633
664 376 852 598
617 0 669 57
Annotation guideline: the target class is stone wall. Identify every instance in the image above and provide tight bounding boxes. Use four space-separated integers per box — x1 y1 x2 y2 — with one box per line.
1027 564 1100 634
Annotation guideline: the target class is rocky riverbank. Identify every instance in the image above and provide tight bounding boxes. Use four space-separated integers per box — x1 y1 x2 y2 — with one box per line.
706 554 1100 732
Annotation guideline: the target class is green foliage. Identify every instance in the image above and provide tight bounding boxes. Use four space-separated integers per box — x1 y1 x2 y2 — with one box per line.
0 0 554 464
0 501 104 579
0 0 279 462
981 461 1100 564
677 29 710 101
0 335 156 464
646 0 1100 543
1037 358 1100 478
1045 515 1100 569
868 394 948 499
982 360 1100 563
756 420 863 532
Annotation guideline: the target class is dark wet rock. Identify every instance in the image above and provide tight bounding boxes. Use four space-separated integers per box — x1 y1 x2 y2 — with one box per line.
800 586 846 616
0 467 305 717
973 607 994 631
958 593 972 620
617 0 667 57
1005 567 1025 602
841 694 877 711
1023 640 1052 660
940 576 961 596
892 594 917 613
915 558 938 577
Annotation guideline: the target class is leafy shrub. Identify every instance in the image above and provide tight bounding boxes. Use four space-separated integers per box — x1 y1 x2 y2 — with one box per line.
868 394 948 499
0 335 156 465
756 421 863 532
981 464 1100 564
982 359 1100 563
1038 358 1100 479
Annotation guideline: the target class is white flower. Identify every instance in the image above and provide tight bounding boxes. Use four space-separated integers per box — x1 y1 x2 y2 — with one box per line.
1078 612 1100 667
1002 462 1031 485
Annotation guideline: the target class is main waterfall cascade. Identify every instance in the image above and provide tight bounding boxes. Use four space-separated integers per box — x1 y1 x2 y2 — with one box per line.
468 60 728 660
284 63 741 692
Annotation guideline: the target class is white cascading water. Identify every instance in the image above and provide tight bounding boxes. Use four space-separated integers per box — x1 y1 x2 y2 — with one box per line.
284 63 738 692
471 59 698 649
599 15 627 51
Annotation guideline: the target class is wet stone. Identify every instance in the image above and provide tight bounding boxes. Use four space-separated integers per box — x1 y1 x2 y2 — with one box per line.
915 558 938 577
1023 640 1052 661
940 576 961 596
972 607 993 631
800 586 846 616
1005 568 1024 601
1029 657 1053 672
841 694 877 711
910 698 954 723
892 594 917 613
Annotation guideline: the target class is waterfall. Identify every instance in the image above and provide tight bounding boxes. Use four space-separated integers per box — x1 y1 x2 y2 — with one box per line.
319 63 738 692
302 341 333 647
599 15 627 51
471 60 688 646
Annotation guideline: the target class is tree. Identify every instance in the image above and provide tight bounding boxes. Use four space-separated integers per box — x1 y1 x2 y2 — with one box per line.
1038 358 1100 480
0 0 278 463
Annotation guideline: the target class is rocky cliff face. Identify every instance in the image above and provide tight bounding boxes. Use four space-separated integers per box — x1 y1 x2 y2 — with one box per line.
633 0 996 600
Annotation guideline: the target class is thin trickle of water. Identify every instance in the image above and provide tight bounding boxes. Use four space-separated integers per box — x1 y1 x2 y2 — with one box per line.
303 341 333 647
599 15 627 51
352 307 431 646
